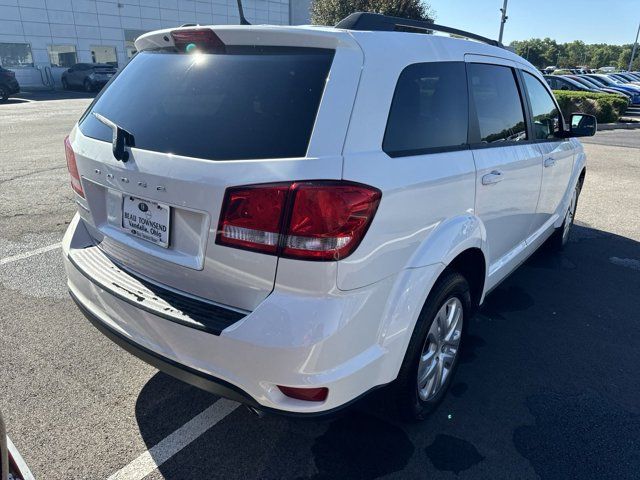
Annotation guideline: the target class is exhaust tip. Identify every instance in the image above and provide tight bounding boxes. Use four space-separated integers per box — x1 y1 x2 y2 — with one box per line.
245 405 265 418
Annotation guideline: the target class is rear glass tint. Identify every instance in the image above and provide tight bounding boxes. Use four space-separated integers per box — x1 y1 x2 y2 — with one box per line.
79 47 334 160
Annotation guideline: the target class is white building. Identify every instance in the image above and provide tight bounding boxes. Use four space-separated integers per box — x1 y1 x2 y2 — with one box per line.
0 0 312 88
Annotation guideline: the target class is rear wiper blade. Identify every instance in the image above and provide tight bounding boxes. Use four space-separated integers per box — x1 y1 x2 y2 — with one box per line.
92 112 135 162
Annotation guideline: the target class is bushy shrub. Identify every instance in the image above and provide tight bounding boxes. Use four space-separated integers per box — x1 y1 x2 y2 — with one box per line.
552 90 628 124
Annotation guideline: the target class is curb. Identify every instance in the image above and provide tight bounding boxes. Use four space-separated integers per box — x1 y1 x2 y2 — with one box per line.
598 122 640 131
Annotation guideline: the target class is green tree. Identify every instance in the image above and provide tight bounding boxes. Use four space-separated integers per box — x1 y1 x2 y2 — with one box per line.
617 47 633 69
509 38 638 70
540 37 561 67
311 0 435 26
564 40 588 66
512 38 546 67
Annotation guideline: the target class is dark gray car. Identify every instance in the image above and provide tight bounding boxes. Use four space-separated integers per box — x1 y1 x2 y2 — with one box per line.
544 75 599 92
0 66 20 102
61 63 117 92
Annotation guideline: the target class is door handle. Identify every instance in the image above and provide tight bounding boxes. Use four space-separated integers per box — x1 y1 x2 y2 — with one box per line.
482 170 504 185
544 157 556 168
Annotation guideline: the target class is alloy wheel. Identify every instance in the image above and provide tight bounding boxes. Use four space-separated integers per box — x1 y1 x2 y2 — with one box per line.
417 297 463 401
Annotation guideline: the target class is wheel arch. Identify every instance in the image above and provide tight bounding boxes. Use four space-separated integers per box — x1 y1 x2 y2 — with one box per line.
445 247 487 311
578 167 586 187
554 151 587 229
375 216 489 384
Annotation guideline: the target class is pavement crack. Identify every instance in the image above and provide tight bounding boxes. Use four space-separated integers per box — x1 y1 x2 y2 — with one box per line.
0 165 66 186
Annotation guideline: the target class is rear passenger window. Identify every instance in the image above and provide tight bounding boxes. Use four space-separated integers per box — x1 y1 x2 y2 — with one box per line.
522 72 562 140
468 63 527 143
383 62 468 157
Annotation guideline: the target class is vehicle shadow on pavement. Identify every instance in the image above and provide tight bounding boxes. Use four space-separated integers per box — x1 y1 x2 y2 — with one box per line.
2 90 97 103
0 98 30 105
134 224 640 479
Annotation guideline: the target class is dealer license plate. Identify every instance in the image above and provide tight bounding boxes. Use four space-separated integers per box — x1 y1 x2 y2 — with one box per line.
122 195 170 248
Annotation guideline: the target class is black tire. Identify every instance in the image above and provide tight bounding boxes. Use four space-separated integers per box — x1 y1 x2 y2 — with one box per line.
0 86 7 103
84 79 93 92
390 270 471 422
547 181 582 252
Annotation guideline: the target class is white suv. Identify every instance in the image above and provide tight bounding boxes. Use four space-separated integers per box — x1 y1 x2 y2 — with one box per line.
62 13 596 420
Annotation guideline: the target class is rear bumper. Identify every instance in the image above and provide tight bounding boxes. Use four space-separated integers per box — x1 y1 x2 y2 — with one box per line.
63 214 402 414
88 79 109 89
1 80 19 95
70 289 261 407
70 290 381 417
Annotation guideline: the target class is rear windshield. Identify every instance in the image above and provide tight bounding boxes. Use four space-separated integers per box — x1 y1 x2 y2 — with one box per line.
79 47 334 160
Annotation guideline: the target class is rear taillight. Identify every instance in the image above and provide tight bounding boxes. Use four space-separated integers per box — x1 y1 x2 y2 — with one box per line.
171 28 225 53
217 184 289 254
283 183 381 260
64 136 84 197
216 181 381 261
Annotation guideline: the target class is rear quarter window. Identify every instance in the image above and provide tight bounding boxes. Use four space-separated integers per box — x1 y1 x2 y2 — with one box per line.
383 61 469 157
79 47 334 160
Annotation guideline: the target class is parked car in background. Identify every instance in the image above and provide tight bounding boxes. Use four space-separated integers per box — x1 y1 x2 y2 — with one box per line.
579 74 640 104
609 73 640 86
63 15 596 420
565 74 633 100
586 73 640 91
545 75 600 92
0 66 20 102
61 63 117 92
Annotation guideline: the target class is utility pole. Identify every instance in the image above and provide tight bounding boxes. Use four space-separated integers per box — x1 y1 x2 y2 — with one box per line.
498 0 509 44
629 20 640 71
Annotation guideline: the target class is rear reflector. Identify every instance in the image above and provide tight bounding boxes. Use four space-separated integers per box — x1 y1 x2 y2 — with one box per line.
171 28 225 53
278 386 329 402
64 135 84 197
216 181 381 261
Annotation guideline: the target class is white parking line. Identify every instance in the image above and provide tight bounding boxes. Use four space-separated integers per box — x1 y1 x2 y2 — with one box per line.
0 243 62 266
108 398 239 480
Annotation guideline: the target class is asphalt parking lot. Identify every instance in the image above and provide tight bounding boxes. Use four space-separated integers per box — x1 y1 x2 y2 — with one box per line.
1 93 639 479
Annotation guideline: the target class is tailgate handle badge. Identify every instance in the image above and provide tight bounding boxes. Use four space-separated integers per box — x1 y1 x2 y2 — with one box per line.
92 112 135 163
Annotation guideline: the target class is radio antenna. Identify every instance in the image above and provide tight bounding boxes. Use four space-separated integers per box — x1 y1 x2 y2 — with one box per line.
237 0 251 25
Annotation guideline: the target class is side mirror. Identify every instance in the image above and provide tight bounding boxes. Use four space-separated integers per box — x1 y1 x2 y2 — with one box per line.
569 113 597 137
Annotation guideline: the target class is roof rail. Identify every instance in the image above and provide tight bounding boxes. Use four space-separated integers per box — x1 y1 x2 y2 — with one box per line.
335 12 503 49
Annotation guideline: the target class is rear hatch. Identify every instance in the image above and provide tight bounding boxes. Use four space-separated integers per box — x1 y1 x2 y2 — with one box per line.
70 26 363 311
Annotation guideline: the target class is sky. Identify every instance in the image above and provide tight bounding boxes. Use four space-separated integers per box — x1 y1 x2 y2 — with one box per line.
427 0 640 45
